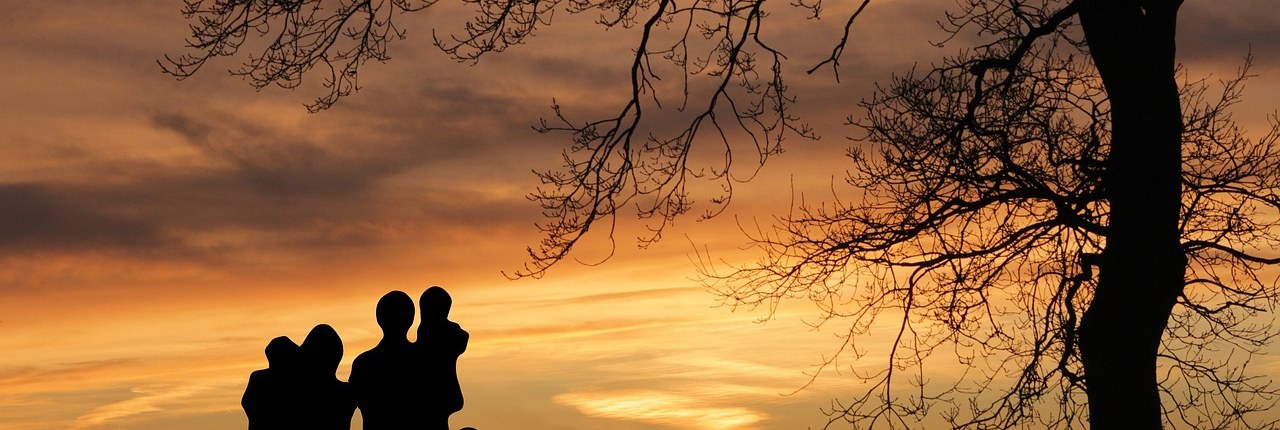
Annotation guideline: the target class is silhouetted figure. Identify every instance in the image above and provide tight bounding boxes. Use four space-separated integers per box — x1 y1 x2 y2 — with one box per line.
242 336 300 430
350 291 417 430
415 286 470 430
299 324 356 430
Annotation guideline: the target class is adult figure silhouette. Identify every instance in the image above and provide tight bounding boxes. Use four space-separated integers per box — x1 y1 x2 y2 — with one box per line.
298 324 356 430
242 336 300 430
350 291 417 430
415 286 470 430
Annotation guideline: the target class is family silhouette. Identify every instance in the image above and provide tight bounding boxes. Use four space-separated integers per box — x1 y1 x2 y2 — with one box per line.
242 287 470 430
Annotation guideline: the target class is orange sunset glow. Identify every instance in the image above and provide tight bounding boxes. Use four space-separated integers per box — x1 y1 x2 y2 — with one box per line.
3 1 1280 429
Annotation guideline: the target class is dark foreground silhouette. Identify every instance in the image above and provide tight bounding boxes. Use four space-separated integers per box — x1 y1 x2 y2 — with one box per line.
415 287 470 429
243 287 470 430
242 336 299 430
350 291 417 429
301 324 355 430
243 325 355 429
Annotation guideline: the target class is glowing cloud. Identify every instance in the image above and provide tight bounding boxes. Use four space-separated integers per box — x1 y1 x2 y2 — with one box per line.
555 390 766 430
70 384 202 430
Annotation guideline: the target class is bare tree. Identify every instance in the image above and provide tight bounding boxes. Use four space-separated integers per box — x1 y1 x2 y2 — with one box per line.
706 3 1280 429
161 0 822 277
164 0 1280 428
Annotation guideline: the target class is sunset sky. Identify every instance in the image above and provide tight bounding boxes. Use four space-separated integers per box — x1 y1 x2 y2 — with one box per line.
3 1 1280 429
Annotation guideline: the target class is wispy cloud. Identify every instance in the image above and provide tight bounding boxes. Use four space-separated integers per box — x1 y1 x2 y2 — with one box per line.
70 384 203 430
555 390 767 430
1179 1 1280 66
0 183 173 254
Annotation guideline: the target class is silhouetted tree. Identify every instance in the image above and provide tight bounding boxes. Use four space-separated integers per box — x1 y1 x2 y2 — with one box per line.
707 3 1280 429
162 0 824 277
165 0 1280 428
711 27 1280 430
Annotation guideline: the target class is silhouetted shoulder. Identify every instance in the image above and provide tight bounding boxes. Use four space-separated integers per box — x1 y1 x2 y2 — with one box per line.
241 369 270 408
349 349 379 385
245 368 271 385
446 321 468 352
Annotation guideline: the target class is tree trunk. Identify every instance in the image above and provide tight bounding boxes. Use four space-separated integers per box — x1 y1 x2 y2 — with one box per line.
1074 1 1186 429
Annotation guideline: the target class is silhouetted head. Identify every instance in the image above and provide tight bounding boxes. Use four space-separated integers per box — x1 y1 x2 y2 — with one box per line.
301 324 343 374
420 286 452 320
264 336 299 370
376 290 415 337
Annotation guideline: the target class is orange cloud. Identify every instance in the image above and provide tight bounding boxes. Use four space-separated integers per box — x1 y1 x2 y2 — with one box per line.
555 390 767 430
